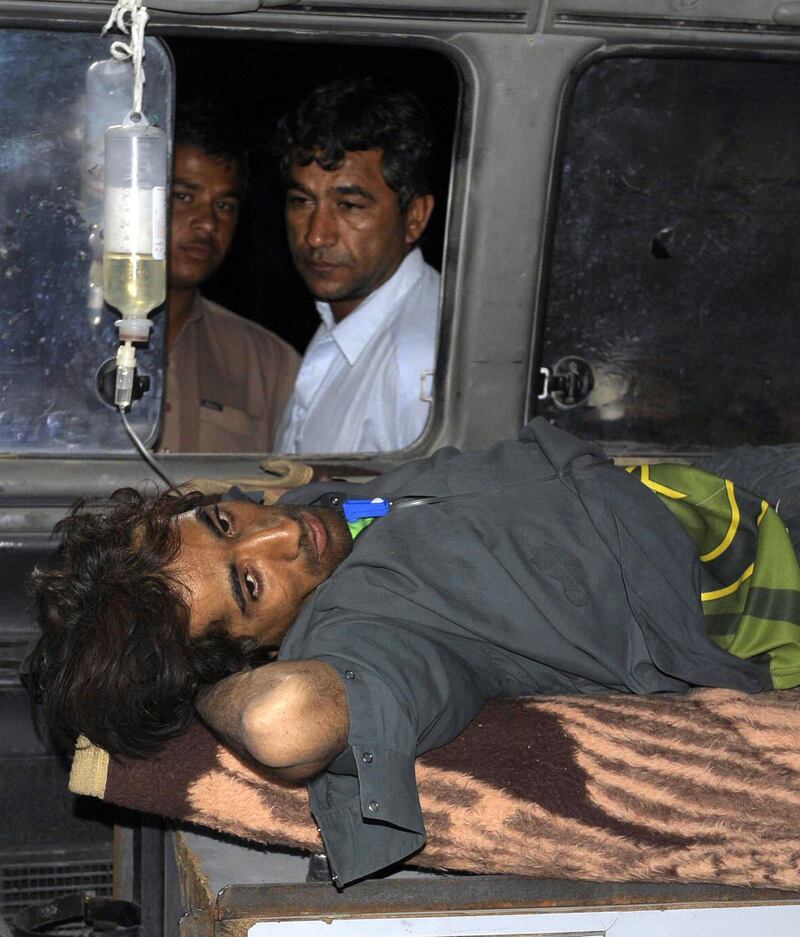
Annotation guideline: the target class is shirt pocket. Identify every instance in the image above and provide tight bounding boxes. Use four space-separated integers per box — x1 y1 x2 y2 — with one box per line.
197 401 268 452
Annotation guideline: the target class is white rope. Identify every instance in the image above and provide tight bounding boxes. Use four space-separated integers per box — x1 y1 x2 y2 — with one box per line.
102 1 150 115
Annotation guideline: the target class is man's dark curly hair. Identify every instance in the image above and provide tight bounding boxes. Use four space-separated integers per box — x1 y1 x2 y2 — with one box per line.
275 77 434 212
175 99 250 192
26 488 262 759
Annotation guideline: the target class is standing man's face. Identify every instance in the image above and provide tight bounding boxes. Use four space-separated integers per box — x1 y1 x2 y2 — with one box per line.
169 144 243 291
285 149 433 321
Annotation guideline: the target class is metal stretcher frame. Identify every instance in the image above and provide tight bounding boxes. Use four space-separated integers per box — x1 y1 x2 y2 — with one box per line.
113 820 800 936
170 840 800 937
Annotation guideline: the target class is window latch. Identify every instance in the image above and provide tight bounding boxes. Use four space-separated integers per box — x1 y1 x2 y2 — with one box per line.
538 356 594 408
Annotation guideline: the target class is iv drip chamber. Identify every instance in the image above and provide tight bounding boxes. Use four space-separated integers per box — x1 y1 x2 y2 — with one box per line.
102 111 167 408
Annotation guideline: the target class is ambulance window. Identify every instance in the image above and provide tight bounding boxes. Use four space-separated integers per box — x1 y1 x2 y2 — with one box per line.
0 29 172 454
165 38 458 455
536 56 800 453
0 30 456 457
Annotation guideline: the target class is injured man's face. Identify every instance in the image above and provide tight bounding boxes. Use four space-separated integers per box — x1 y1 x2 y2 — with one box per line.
170 501 353 646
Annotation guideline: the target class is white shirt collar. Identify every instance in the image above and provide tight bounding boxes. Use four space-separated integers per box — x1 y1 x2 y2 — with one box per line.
315 248 426 366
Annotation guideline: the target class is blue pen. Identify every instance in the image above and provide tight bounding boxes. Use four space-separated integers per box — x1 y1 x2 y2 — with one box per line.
342 498 391 523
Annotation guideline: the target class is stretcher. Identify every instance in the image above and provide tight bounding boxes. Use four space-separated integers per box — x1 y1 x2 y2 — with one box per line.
71 687 800 892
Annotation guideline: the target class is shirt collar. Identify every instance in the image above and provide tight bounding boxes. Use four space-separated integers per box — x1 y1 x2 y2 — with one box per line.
187 291 206 324
315 248 426 366
168 292 206 354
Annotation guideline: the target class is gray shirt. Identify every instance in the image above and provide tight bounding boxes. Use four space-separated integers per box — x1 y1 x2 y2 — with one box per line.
278 419 767 886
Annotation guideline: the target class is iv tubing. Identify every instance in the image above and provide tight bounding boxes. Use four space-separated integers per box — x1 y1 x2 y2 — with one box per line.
119 408 176 489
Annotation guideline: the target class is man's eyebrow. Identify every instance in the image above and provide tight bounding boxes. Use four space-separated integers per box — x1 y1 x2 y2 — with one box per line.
192 509 246 615
173 177 202 190
194 507 222 539
333 185 375 202
214 184 244 200
285 180 375 203
286 178 314 196
173 179 243 200
228 564 246 615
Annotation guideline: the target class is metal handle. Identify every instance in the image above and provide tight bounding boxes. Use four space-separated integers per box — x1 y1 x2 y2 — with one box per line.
538 366 551 400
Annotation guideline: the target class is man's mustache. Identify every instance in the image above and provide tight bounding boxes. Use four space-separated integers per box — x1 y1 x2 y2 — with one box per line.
294 249 351 267
182 236 217 253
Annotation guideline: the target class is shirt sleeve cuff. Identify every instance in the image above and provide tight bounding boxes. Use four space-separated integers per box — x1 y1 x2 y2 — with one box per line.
309 755 426 886
303 655 427 883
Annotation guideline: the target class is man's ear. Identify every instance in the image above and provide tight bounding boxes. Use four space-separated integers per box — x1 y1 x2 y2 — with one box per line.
404 193 435 245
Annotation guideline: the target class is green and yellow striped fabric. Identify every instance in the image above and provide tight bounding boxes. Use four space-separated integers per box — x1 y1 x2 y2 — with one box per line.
347 517 376 540
628 463 800 689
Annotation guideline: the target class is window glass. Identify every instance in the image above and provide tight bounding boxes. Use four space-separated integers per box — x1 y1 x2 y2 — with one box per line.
163 38 457 456
0 30 172 453
537 56 800 453
166 39 456 355
0 31 456 457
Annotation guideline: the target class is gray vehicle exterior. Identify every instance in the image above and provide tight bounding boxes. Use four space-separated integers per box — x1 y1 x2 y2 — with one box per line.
3 0 800 934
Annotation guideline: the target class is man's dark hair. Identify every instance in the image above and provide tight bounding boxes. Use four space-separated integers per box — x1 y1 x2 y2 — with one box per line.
26 488 261 759
275 77 434 212
174 99 250 190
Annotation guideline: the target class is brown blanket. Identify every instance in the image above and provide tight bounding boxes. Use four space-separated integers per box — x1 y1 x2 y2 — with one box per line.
70 689 800 890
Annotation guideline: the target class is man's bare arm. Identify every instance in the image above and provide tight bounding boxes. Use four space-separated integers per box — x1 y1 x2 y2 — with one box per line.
195 660 349 780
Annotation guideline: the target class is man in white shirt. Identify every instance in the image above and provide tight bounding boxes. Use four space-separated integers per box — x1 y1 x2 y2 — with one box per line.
273 78 439 455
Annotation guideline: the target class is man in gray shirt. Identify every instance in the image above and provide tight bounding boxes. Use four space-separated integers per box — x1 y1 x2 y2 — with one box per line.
28 420 800 885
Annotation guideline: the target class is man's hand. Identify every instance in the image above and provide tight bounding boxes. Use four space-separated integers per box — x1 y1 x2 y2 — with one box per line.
196 660 349 780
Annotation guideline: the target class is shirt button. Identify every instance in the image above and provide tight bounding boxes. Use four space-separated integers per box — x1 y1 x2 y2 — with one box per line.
367 801 380 813
345 670 356 680
361 752 373 764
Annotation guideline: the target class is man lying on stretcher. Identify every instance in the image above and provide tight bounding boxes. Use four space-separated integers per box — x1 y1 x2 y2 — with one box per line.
26 418 800 885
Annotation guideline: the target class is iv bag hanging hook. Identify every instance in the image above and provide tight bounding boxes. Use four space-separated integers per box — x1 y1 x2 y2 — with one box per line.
102 0 150 114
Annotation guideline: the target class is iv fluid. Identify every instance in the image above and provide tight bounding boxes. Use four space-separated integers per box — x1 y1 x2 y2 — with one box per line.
103 252 166 317
102 113 168 408
85 60 135 314
103 180 166 315
103 115 167 318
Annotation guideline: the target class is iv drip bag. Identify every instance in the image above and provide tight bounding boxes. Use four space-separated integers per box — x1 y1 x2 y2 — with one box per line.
103 111 166 317
102 111 167 408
